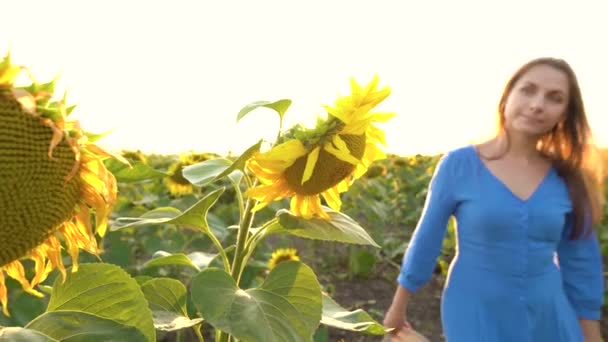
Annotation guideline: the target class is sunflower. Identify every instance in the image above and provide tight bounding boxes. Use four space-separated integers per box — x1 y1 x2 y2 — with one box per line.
0 53 126 316
267 248 300 270
245 76 395 218
120 149 148 164
164 152 215 196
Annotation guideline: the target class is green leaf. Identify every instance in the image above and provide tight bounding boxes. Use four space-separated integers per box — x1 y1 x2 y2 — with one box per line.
268 208 380 247
143 251 216 272
236 99 292 123
213 140 262 181
0 327 57 341
141 278 188 316
111 188 224 233
320 293 387 335
134 276 154 286
104 159 168 183
85 130 112 143
144 252 200 272
141 207 182 219
191 261 322 342
140 278 203 332
149 312 203 332
26 311 149 341
39 263 155 342
182 159 234 187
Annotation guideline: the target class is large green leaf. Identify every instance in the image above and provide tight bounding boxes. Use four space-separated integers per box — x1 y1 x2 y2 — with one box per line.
0 327 56 341
143 251 217 272
104 159 168 183
141 278 188 315
181 159 236 187
25 311 149 341
111 188 224 232
148 312 203 333
191 261 322 342
35 263 155 342
320 293 387 335
267 208 380 247
236 99 292 123
140 278 203 332
212 140 262 181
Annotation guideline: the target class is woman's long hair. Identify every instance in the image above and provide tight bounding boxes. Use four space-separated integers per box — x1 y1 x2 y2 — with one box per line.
491 57 604 239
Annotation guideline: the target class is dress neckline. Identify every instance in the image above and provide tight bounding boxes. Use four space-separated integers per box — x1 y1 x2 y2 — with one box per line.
468 144 554 203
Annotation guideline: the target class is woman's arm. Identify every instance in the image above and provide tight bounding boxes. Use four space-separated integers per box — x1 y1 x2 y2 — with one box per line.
579 319 602 342
383 285 413 330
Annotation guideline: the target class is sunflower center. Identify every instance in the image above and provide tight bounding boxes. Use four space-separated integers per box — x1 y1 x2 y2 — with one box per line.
284 133 366 195
168 163 191 186
0 91 79 266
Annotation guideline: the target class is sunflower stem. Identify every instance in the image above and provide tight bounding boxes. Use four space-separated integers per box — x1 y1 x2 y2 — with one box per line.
230 197 256 284
193 324 205 342
241 218 277 267
216 178 258 342
228 176 245 222
206 229 231 274
216 330 230 342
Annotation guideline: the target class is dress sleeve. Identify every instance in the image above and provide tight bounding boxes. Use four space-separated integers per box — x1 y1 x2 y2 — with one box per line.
556 213 604 320
397 152 459 293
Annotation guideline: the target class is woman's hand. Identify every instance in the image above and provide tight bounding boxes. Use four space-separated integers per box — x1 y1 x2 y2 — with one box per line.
383 305 412 336
579 319 602 342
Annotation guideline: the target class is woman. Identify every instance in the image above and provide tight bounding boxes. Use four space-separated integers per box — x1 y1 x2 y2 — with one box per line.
383 57 605 341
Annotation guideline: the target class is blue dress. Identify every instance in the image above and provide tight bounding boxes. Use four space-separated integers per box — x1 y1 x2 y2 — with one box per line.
398 145 604 341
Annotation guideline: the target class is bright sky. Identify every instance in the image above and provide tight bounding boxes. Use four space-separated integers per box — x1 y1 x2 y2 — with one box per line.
2 1 606 157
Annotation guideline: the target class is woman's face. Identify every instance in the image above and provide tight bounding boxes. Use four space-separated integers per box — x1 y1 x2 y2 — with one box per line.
503 64 570 137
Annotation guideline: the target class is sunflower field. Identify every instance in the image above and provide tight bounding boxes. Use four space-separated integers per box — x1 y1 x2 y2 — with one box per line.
1 53 607 341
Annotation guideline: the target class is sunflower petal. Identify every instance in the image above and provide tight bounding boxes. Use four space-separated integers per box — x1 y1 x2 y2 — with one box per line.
255 140 307 169
5 261 43 298
0 271 8 316
324 137 360 166
85 144 131 166
321 185 342 211
0 64 21 86
301 146 320 185
44 235 67 282
367 124 387 146
369 111 397 122
307 196 329 219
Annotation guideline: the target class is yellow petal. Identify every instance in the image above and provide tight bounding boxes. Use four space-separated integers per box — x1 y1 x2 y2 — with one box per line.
28 248 53 288
45 235 67 282
324 103 350 123
324 137 361 166
367 124 387 146
307 196 329 219
0 63 21 86
322 186 342 211
290 196 306 217
0 271 8 316
369 111 397 123
255 140 307 170
301 146 321 185
5 261 43 298
86 144 131 166
246 162 283 183
336 178 351 193
340 117 371 135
